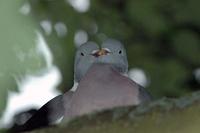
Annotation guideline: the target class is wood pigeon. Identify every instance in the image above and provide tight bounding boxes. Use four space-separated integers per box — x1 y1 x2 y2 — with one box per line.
11 39 151 132
64 39 151 119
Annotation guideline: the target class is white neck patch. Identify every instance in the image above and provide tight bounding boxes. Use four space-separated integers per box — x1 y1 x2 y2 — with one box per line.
70 81 79 92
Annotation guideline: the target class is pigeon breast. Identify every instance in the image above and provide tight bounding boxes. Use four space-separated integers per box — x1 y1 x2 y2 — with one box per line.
64 63 141 119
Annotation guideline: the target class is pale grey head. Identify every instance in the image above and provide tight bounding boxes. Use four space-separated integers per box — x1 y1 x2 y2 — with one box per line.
98 39 128 74
74 42 99 82
74 39 128 82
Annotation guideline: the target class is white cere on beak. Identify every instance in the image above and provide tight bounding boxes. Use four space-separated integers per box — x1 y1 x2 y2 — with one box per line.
91 50 99 54
102 48 111 53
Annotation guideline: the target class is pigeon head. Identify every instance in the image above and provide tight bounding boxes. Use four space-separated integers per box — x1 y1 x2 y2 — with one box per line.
74 39 128 82
74 42 99 82
93 39 128 74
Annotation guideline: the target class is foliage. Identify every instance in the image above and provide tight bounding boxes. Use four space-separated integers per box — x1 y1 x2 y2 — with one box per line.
0 0 46 115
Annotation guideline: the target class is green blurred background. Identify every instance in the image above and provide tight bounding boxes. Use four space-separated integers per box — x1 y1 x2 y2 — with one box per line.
0 0 200 126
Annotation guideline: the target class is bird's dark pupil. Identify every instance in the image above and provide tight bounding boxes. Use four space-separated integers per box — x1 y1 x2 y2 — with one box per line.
119 50 122 54
81 53 84 56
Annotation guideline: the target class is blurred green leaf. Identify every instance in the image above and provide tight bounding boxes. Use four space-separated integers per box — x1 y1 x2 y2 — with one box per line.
0 0 46 115
172 30 200 65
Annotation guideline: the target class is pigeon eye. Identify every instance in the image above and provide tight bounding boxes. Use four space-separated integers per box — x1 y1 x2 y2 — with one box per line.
81 52 85 56
119 50 122 54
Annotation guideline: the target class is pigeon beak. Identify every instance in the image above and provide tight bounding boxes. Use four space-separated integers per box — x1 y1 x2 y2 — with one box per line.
92 49 110 57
